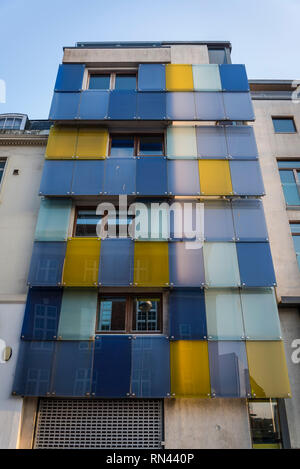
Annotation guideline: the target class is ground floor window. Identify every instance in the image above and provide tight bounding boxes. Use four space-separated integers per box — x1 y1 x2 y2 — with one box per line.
248 399 283 449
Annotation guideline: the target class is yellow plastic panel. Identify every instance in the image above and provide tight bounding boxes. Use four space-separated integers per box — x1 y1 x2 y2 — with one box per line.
76 128 108 159
246 341 291 398
170 341 210 397
199 160 233 195
46 126 78 159
134 242 169 286
62 238 101 286
165 65 194 91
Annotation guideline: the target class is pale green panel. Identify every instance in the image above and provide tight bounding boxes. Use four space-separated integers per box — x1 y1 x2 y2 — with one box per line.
204 242 240 287
192 65 222 91
35 198 72 241
57 289 98 340
167 127 197 159
135 203 169 241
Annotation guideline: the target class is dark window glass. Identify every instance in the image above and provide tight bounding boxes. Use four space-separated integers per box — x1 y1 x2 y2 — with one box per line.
115 74 136 90
0 119 5 129
98 298 126 331
132 298 160 332
273 118 296 133
139 136 164 156
89 74 110 90
75 208 134 238
75 209 101 237
248 399 282 448
208 48 228 64
0 160 6 184
110 136 135 157
12 118 22 129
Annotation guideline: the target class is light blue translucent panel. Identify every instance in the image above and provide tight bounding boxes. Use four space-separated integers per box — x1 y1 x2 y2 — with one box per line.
168 160 200 195
35 198 72 241
196 126 227 158
28 242 66 286
134 203 169 241
205 289 244 340
166 127 197 159
48 92 80 120
136 92 166 120
39 161 74 196
12 341 54 396
223 92 255 121
169 242 205 287
136 157 167 195
192 65 222 91
236 242 276 287
166 92 196 120
51 341 93 397
208 341 251 398
54 64 85 92
219 65 250 92
71 161 105 195
131 336 170 397
230 161 265 196
204 201 234 241
108 90 137 120
99 239 134 286
78 91 109 119
104 158 136 195
169 289 207 340
241 289 282 340
195 92 226 120
138 64 166 91
232 199 268 241
57 289 98 340
225 126 258 159
203 242 240 287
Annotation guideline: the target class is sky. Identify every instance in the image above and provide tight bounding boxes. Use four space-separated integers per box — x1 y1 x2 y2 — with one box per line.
0 0 299 119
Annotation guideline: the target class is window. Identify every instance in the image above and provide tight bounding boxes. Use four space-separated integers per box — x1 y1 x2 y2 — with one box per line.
109 134 164 157
0 117 22 129
290 223 300 269
248 399 283 449
88 72 137 90
208 48 230 65
74 206 135 238
0 158 6 186
272 118 296 133
278 161 300 206
97 295 162 334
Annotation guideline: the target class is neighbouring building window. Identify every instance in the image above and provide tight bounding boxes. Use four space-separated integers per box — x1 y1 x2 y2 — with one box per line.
74 207 134 238
0 117 22 129
109 134 164 157
88 72 137 90
0 158 6 186
208 48 230 64
272 117 296 133
290 223 300 269
97 295 162 333
248 399 283 449
278 161 300 206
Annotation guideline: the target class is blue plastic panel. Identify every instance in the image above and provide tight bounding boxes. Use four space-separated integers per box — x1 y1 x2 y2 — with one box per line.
195 92 226 120
35 198 72 242
136 157 167 195
236 242 276 287
108 90 137 120
28 242 66 286
219 65 249 92
223 92 255 121
136 92 166 120
51 341 93 397
169 289 207 339
225 126 258 159
71 161 105 195
54 64 85 92
208 341 251 397
166 92 196 120
169 242 205 287
204 200 234 241
196 126 227 158
230 161 265 196
78 91 109 119
232 199 268 241
131 336 170 397
104 158 136 195
92 336 131 397
12 341 54 396
168 160 200 195
169 200 203 241
39 161 74 196
99 239 134 286
21 288 62 340
49 92 80 120
138 64 166 91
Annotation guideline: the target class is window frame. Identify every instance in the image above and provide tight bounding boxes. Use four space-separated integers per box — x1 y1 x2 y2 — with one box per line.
0 157 7 189
290 221 300 268
87 70 138 91
278 160 300 206
108 133 165 157
272 117 297 134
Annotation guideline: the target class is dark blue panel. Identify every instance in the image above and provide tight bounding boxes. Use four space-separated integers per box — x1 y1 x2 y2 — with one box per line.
138 64 166 91
51 342 93 397
48 92 80 120
131 337 170 397
71 161 105 195
28 242 66 286
12 341 54 396
223 92 255 121
136 157 167 195
54 64 85 92
136 92 166 120
230 161 265 195
92 336 131 397
108 90 137 120
169 242 205 287
232 199 268 241
78 90 109 119
169 289 207 340
104 158 136 195
219 65 249 92
236 242 276 287
99 239 134 286
225 126 258 159
195 92 226 120
39 161 74 196
204 200 234 241
21 288 62 340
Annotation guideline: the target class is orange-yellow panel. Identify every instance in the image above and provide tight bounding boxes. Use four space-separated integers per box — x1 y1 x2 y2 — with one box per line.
45 126 78 159
165 64 194 91
170 340 211 397
134 242 169 286
199 160 233 195
76 128 108 159
62 238 101 286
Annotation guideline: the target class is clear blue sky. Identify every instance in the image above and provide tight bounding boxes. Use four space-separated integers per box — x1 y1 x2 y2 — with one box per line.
1 0 299 119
